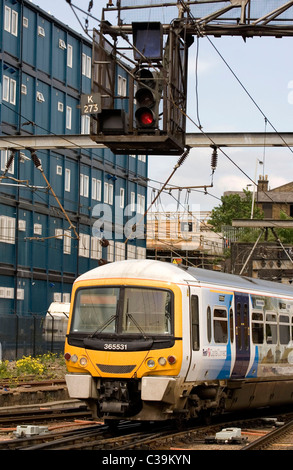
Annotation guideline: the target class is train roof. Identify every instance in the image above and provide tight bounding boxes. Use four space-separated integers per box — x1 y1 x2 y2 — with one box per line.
76 259 293 298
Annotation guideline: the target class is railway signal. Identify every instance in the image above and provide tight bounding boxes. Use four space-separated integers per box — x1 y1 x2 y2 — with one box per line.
134 67 160 132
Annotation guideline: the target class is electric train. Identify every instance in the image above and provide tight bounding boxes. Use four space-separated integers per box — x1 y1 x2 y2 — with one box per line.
64 259 293 422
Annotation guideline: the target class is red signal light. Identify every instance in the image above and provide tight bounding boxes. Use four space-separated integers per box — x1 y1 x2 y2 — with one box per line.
140 110 154 126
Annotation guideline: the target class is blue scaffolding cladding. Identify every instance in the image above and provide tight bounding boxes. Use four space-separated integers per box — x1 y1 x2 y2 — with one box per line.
0 0 148 357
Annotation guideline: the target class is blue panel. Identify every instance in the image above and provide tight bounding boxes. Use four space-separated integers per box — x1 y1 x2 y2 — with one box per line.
51 88 65 134
36 15 52 75
35 80 50 134
22 6 37 67
32 212 48 269
20 73 35 134
66 34 80 90
53 25 66 83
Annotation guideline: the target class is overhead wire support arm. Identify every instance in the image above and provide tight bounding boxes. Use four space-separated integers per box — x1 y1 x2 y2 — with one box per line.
29 149 79 240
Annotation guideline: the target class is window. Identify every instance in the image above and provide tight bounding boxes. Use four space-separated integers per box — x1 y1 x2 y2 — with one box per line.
207 306 211 343
252 311 264 344
66 106 72 129
4 7 18 36
58 102 64 112
36 91 45 102
67 44 73 68
279 315 290 345
104 182 113 204
3 76 16 105
191 295 200 350
4 6 11 32
115 241 125 261
64 230 71 254
131 191 135 212
265 313 277 344
136 247 146 259
56 165 62 175
229 307 234 343
117 75 127 96
120 188 125 208
81 115 90 134
71 286 173 336
65 168 71 192
23 17 28 28
107 240 114 262
91 236 101 260
59 39 66 50
138 154 146 162
79 233 90 257
34 223 42 235
213 307 228 344
38 26 45 37
137 194 145 214
82 53 91 78
1 150 15 174
80 174 89 197
92 178 101 201
0 216 15 244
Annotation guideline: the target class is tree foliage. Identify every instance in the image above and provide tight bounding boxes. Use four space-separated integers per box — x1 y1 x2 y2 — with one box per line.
208 189 263 232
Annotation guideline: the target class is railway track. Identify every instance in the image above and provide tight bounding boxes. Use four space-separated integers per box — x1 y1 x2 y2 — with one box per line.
242 418 293 450
1 402 293 450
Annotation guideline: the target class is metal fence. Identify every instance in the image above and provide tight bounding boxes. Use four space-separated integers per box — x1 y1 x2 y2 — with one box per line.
0 315 67 361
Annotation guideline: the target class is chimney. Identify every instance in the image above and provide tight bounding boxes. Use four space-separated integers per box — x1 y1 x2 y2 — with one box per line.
257 174 269 192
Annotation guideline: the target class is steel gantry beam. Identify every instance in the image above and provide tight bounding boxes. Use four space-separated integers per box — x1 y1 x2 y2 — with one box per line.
0 132 293 151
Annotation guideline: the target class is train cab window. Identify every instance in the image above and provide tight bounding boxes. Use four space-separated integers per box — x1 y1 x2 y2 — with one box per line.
265 313 277 344
279 315 290 345
122 288 172 335
72 287 120 333
252 311 264 344
207 306 211 343
213 308 228 344
191 295 199 351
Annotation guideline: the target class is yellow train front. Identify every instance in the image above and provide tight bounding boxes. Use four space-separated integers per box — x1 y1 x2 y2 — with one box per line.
64 260 186 422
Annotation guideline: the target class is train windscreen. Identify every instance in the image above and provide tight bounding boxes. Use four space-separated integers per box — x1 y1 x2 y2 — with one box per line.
71 286 172 335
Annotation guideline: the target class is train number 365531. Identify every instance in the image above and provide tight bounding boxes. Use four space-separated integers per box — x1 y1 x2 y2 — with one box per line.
104 343 128 350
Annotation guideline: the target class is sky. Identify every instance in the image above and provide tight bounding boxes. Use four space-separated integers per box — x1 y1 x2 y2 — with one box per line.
31 0 293 213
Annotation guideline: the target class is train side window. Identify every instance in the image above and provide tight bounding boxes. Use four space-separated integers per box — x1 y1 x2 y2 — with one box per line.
191 295 199 351
265 313 277 344
229 308 234 343
236 302 242 350
207 306 211 343
213 308 228 344
279 315 290 345
244 303 249 350
252 311 264 344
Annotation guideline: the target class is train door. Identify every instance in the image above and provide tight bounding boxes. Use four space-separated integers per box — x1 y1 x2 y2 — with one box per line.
185 286 201 382
231 292 250 378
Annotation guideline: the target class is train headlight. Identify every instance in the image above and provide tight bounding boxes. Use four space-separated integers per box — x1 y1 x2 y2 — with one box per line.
158 357 167 366
70 354 78 363
79 357 88 367
146 359 156 369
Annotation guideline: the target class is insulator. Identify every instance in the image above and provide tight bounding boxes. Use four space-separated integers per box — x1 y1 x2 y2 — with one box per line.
5 151 15 170
211 146 218 171
31 152 42 168
100 237 109 248
177 147 190 167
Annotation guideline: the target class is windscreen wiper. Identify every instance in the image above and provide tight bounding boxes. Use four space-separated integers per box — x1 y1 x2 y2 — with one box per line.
89 314 117 338
126 313 147 339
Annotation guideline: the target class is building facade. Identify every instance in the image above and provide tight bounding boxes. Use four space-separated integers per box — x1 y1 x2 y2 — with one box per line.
0 0 147 323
